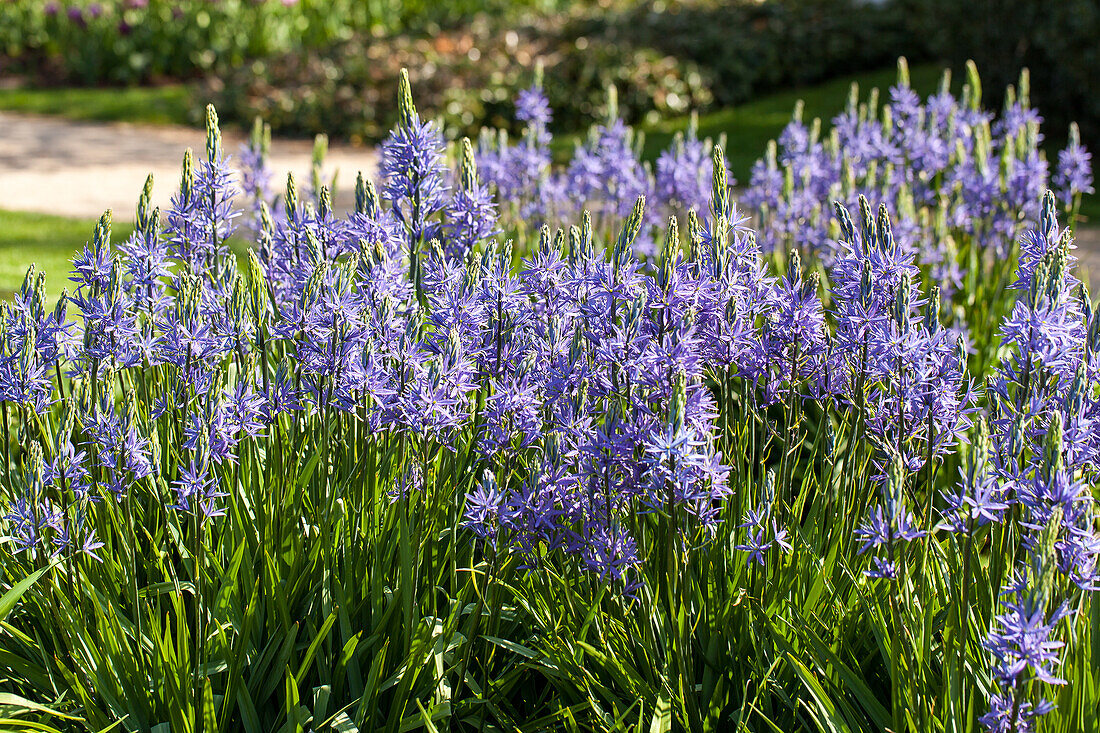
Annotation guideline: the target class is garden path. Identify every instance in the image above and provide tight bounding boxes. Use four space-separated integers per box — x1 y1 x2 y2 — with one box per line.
0 111 374 219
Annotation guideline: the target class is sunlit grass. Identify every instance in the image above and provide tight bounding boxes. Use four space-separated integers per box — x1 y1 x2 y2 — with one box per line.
0 84 194 126
0 209 133 299
0 209 249 300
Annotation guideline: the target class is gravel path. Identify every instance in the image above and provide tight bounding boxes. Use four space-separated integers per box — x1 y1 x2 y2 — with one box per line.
0 111 374 219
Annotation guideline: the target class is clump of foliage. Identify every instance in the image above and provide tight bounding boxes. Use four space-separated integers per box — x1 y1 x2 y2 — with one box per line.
208 0 932 142
0 1 934 143
204 11 713 144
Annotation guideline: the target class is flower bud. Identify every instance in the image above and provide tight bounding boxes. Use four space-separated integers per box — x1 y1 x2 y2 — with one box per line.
605 83 618 125
460 137 478 191
54 289 68 324
137 173 154 233
205 104 221 166
538 224 551 256
858 195 875 248
94 209 112 254
285 173 299 224
397 68 417 132
924 286 941 333
833 201 855 245
787 249 801 283
876 204 894 254
711 144 729 222
892 276 911 331
965 60 982 111
567 225 580 264
580 210 593 261
615 196 646 261
660 216 679 292
686 209 702 263
859 260 874 310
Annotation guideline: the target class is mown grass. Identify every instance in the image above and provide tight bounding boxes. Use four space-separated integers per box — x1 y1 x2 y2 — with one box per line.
0 84 194 126
643 63 950 181
0 209 250 300
0 209 133 299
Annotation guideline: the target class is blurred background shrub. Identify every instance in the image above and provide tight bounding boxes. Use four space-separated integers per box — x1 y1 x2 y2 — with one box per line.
901 0 1100 145
0 0 572 84
0 0 932 141
1 0 1095 148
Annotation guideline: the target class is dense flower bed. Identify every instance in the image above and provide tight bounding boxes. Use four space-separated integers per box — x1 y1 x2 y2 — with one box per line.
1 65 1098 732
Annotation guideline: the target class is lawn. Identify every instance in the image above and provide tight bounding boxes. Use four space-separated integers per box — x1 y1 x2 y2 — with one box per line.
0 209 133 300
0 84 194 126
641 64 950 182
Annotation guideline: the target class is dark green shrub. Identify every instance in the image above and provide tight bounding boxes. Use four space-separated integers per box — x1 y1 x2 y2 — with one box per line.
903 0 1100 145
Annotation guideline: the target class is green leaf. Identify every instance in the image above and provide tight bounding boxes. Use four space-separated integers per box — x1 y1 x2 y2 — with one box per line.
784 652 851 733
296 610 338 682
649 692 671 733
0 719 65 733
296 453 322 489
482 636 539 660
0 565 50 624
203 678 218 733
329 713 359 733
0 693 79 721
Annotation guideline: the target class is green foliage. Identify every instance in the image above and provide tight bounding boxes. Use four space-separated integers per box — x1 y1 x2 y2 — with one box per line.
204 11 713 145
570 0 929 110
208 0 931 143
0 0 575 86
0 0 934 144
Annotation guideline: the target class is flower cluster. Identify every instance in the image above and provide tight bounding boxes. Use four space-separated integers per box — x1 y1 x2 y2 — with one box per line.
744 60 1092 301
477 84 724 254
0 68 1097 732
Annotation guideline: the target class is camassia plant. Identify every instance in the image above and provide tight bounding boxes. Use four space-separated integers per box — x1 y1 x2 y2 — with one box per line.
744 58 1094 384
1 69 1099 733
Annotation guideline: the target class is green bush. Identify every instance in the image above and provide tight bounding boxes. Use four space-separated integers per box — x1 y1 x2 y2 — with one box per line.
568 0 929 109
0 1 933 142
203 13 714 143
0 0 574 86
207 0 930 142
